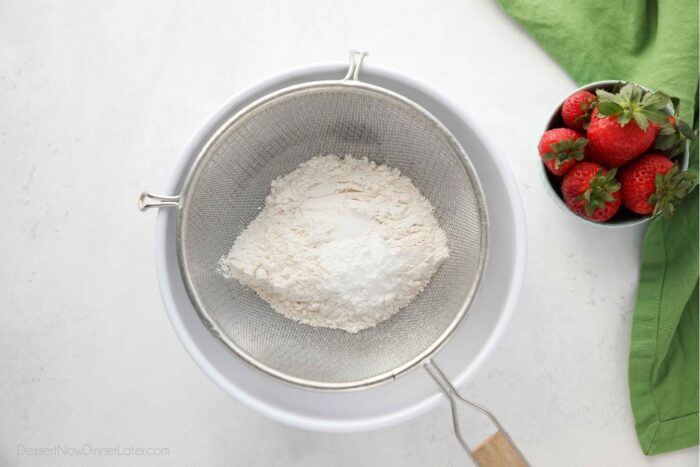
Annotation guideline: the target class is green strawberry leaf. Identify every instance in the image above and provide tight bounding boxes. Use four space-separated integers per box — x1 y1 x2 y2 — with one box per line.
617 111 633 127
654 172 664 187
655 134 677 151
543 137 587 168
597 101 623 116
677 120 696 139
630 84 644 103
667 145 685 159
633 112 649 131
619 83 633 100
576 168 620 217
596 89 617 100
670 96 681 117
572 138 587 150
663 203 676 218
653 109 697 158
639 108 669 125
650 165 699 217
641 92 669 110
597 89 625 106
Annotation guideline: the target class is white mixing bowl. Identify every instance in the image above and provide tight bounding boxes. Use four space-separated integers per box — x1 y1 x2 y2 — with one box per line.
152 61 527 432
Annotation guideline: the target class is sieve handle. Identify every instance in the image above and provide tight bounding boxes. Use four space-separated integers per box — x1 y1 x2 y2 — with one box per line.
424 360 530 467
138 192 180 211
342 50 368 81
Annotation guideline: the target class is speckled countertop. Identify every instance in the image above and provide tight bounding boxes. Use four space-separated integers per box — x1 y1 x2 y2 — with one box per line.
1 1 697 465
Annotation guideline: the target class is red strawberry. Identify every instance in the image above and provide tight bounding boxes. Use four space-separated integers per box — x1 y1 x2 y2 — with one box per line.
587 83 670 167
619 154 697 217
538 128 587 176
561 90 596 130
588 108 659 167
583 141 595 161
562 162 621 222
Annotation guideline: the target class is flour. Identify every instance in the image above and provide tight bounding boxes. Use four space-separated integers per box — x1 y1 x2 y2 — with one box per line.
219 155 449 333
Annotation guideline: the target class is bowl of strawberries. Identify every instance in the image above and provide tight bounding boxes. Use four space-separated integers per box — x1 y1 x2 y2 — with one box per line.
539 80 695 225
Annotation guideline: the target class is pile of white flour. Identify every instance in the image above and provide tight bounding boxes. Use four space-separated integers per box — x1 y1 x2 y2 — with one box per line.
219 155 449 333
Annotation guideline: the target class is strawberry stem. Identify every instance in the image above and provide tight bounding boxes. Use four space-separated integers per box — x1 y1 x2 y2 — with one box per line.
575 168 621 216
649 164 698 218
543 137 587 169
596 83 669 130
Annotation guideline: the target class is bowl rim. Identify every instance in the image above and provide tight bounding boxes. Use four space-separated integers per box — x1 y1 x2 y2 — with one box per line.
152 61 528 432
541 79 690 228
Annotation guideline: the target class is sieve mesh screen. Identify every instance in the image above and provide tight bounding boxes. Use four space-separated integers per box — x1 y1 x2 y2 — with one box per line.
177 83 487 389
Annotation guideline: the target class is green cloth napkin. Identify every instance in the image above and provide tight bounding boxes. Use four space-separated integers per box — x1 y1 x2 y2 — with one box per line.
496 0 699 455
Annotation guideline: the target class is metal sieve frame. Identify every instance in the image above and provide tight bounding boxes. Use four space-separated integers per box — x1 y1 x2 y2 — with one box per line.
140 52 530 465
141 52 489 391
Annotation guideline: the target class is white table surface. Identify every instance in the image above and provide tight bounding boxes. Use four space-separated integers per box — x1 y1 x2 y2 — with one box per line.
1 1 697 466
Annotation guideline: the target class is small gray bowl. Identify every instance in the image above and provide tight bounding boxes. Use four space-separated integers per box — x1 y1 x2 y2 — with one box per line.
541 80 690 227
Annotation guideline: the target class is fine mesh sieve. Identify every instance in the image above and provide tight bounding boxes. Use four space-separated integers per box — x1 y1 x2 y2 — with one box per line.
140 52 528 465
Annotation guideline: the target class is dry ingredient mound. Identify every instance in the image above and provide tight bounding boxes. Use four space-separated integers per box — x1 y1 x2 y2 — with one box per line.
219 155 449 333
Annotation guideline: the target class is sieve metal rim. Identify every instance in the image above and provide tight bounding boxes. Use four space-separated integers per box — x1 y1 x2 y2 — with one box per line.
141 52 490 391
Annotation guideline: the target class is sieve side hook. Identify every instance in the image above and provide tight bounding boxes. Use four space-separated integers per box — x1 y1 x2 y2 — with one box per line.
138 192 180 211
342 50 368 81
424 360 530 467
